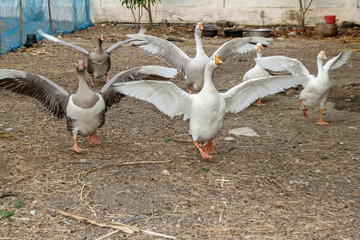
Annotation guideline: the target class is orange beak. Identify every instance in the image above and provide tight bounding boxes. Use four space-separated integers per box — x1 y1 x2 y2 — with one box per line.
100 34 104 41
198 22 204 30
215 55 223 66
322 51 327 59
257 45 262 52
78 61 84 71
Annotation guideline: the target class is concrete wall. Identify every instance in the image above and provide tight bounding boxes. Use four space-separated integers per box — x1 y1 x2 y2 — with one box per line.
90 0 360 26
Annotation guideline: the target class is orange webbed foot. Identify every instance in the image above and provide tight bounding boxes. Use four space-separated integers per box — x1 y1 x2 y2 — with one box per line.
194 141 213 159
69 145 85 153
203 140 216 154
315 120 329 125
254 98 265 106
88 132 101 145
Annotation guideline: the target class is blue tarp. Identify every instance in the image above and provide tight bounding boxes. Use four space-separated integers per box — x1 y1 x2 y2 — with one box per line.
0 0 92 54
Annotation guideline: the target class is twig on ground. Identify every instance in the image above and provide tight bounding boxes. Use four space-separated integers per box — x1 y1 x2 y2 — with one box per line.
111 222 176 239
80 183 97 219
265 176 288 196
95 230 120 240
57 210 177 239
57 210 137 234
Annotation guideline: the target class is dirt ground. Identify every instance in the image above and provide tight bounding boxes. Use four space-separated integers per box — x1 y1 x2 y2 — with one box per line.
1 23 360 239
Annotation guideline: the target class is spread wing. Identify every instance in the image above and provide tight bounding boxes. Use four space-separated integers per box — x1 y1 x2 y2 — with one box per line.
222 75 306 114
212 37 273 62
38 29 89 55
113 80 194 120
255 56 311 77
126 31 191 75
105 39 133 54
323 51 352 72
100 66 178 109
0 69 69 118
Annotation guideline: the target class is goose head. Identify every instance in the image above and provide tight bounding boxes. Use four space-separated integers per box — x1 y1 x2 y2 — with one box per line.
76 61 87 76
256 43 263 52
319 51 327 60
207 55 223 70
214 55 223 66
95 34 104 50
195 22 204 34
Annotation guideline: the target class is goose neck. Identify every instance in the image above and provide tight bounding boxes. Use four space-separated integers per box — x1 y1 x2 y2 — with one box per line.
203 64 216 90
317 55 324 77
76 75 91 94
195 30 205 56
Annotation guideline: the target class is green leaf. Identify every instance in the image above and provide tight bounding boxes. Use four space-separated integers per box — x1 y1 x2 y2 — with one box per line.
15 201 23 209
0 209 14 219
201 167 210 172
164 138 172 142
321 155 328 160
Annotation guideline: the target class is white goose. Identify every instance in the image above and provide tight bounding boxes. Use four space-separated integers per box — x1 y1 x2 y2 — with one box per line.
126 23 272 93
0 62 177 152
38 29 131 85
114 55 306 159
255 50 352 124
243 43 271 106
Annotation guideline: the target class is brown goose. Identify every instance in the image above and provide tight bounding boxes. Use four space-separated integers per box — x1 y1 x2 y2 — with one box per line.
0 61 177 152
38 29 131 85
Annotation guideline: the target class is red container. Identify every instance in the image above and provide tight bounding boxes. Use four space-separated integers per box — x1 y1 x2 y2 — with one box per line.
325 15 336 24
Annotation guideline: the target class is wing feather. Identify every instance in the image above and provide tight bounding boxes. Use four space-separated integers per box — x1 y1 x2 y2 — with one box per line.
100 66 178 109
323 51 352 72
38 29 89 55
212 37 273 62
255 56 310 77
0 69 69 118
113 80 193 119
105 39 132 54
126 33 191 75
222 75 306 114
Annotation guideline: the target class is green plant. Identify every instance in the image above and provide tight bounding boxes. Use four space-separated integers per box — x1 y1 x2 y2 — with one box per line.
120 0 161 26
15 201 23 209
164 137 172 142
321 155 329 160
0 209 14 219
201 167 210 172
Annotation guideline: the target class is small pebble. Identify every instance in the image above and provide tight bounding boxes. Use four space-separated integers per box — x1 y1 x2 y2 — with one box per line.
162 170 170 175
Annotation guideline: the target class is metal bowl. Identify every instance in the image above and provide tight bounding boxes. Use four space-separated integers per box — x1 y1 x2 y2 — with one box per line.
224 29 243 38
202 28 218 37
246 29 272 37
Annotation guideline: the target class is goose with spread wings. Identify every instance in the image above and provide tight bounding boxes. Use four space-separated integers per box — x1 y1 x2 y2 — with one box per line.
242 43 271 106
114 55 306 159
126 23 272 93
38 29 131 85
255 50 352 124
0 62 177 152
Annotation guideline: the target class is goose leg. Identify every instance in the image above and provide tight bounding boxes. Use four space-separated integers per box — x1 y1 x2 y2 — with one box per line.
194 141 212 159
203 139 216 154
69 134 85 153
254 98 265 106
187 87 192 94
90 75 96 86
299 98 307 117
315 109 329 125
88 131 101 144
105 74 110 83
